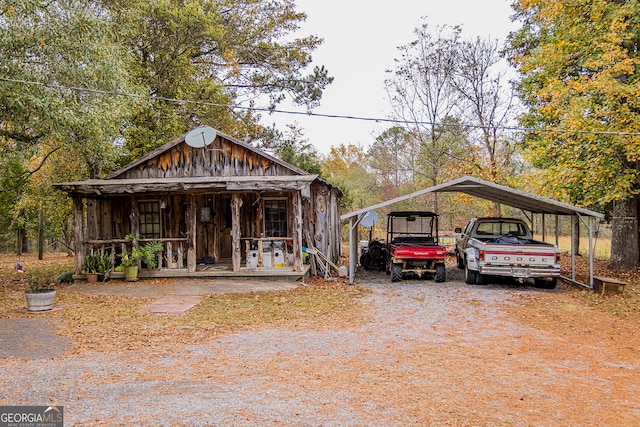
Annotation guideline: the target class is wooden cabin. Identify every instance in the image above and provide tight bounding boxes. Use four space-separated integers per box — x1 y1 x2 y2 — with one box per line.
53 126 342 281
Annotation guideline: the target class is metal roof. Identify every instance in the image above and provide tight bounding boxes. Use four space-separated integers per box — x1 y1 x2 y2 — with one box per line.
342 176 604 220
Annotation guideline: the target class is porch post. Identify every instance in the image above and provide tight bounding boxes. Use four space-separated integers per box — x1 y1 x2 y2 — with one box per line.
292 191 303 272
187 195 197 272
231 193 242 272
130 196 140 238
72 196 84 274
130 197 140 267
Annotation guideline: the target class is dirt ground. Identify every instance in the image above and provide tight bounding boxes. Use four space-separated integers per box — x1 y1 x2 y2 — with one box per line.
0 255 639 425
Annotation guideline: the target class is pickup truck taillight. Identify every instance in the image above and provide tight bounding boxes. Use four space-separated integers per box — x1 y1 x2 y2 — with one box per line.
479 249 485 261
555 253 560 264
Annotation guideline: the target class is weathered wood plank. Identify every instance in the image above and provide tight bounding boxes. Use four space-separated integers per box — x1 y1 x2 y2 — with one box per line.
187 195 197 272
292 191 303 272
231 194 242 272
73 197 84 274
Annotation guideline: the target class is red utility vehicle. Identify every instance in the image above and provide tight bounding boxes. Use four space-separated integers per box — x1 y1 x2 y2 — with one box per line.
385 211 447 283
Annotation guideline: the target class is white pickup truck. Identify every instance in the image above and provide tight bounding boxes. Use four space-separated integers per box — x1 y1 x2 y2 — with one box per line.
454 218 560 288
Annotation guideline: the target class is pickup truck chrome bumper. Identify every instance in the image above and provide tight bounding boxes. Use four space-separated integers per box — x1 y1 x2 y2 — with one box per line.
478 266 561 278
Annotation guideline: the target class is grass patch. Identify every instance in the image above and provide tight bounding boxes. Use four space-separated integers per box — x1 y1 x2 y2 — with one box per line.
0 252 370 355
0 252 74 284
189 283 367 327
535 234 611 259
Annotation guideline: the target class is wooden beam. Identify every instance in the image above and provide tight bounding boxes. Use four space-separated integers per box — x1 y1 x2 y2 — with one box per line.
292 191 303 272
73 196 84 274
187 195 197 272
231 194 242 272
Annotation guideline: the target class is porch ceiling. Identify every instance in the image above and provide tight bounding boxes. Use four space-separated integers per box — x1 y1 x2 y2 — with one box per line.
53 175 318 196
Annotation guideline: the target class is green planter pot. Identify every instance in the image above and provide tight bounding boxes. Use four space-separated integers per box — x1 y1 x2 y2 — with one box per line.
124 266 138 282
25 290 56 312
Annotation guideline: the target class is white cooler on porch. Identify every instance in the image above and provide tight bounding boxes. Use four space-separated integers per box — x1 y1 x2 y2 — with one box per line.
247 249 284 268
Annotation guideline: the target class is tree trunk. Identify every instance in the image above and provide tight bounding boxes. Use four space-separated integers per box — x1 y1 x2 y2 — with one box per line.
16 228 23 256
609 197 639 270
38 209 44 260
572 215 580 256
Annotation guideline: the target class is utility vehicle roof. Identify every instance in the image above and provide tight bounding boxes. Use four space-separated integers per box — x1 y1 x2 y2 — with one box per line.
388 211 438 217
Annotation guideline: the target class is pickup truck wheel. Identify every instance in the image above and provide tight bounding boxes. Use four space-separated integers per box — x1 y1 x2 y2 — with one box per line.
475 273 486 285
456 252 464 269
434 263 446 283
391 263 403 282
534 277 557 289
464 262 477 285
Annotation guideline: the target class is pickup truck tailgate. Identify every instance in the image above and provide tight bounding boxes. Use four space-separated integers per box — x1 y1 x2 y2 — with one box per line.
482 244 558 267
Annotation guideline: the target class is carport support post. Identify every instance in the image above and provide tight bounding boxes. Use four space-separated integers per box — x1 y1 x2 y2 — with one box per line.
589 216 594 288
571 216 576 282
348 217 357 284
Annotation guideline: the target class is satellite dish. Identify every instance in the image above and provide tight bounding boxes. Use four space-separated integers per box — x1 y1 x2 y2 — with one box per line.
185 126 217 148
360 210 378 228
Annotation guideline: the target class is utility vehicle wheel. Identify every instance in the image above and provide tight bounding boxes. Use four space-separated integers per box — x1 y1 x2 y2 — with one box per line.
456 252 464 269
534 277 557 289
391 263 403 282
464 262 477 285
475 272 486 285
434 263 446 283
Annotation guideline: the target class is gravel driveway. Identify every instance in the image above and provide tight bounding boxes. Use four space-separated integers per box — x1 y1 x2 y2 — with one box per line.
1 266 638 426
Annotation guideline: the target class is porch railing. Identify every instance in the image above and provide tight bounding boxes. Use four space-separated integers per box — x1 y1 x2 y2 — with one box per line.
242 237 294 268
84 238 188 272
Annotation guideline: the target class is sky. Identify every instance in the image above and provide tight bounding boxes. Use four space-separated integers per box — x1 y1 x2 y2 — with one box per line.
259 0 518 154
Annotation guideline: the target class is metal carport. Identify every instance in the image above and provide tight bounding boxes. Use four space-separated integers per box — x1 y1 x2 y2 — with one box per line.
342 176 605 287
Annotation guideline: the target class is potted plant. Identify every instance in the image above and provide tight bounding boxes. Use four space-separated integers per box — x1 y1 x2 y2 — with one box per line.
24 275 56 312
96 251 114 282
119 237 164 281
82 254 100 283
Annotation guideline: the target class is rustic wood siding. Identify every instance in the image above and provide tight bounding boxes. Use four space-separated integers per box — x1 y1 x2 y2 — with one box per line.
117 138 298 180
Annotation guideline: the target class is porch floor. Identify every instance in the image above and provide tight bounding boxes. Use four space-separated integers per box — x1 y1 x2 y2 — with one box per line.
107 263 310 282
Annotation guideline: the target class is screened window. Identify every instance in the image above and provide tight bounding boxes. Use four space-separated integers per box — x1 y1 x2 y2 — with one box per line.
139 201 161 239
264 199 287 237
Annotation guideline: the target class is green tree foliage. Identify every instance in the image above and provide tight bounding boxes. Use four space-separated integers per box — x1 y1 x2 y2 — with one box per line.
99 0 333 159
368 127 414 188
0 0 137 251
322 144 377 213
0 0 137 178
508 0 640 206
0 0 332 253
508 0 640 268
262 124 323 176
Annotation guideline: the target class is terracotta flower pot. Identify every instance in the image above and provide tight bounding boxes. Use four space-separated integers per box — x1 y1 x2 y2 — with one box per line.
86 273 98 283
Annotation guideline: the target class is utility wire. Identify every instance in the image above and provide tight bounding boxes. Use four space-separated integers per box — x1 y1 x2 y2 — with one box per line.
2 76 640 137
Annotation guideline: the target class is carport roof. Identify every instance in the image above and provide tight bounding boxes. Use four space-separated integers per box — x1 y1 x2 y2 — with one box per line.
341 176 604 220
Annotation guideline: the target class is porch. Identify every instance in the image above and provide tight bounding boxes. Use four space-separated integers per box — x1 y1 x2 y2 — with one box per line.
79 237 311 282
54 126 342 283
103 263 311 282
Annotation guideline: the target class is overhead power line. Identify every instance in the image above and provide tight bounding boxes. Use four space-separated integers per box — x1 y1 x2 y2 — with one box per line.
2 76 640 137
